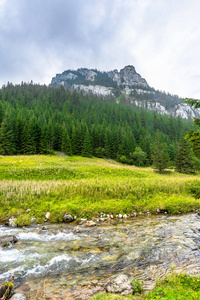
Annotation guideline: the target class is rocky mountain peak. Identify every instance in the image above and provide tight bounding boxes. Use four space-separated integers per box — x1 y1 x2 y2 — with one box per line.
49 66 200 120
107 65 148 88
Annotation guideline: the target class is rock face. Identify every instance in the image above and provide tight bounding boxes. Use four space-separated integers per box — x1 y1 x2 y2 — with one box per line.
107 65 148 87
50 65 200 120
0 235 18 247
105 274 134 295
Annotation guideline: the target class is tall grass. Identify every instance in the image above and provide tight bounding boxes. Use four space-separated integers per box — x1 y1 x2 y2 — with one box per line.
0 155 200 224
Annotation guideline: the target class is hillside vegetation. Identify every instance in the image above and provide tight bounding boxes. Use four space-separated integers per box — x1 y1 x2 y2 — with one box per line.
0 83 194 166
0 155 200 225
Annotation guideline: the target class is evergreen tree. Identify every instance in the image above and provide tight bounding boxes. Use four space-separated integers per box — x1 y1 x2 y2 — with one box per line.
40 123 49 154
21 124 36 154
152 131 170 172
61 127 72 155
0 117 14 155
81 128 93 157
132 147 147 166
175 137 194 174
185 98 200 158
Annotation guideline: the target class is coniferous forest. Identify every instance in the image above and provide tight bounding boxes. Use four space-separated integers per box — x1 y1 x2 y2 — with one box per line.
0 82 196 168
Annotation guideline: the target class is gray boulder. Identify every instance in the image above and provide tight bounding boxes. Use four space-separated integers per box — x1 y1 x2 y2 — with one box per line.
63 214 74 223
0 235 18 247
9 217 17 227
10 293 26 300
105 274 133 295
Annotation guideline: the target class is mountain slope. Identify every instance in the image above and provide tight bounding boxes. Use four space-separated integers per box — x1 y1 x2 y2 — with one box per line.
50 65 199 120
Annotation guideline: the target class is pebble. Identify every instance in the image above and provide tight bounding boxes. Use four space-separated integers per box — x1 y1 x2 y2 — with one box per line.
45 212 50 219
86 221 96 227
131 212 137 217
80 218 87 222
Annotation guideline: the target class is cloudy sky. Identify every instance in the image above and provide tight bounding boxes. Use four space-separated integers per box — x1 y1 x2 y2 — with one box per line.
0 0 200 98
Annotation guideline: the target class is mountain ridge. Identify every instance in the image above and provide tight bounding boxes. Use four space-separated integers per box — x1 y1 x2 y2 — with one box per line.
50 65 200 120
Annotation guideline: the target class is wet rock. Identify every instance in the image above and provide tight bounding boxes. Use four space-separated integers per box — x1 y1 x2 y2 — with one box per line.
72 285 104 300
0 235 18 247
18 284 30 292
80 218 87 222
86 221 96 227
9 217 17 228
63 214 74 223
131 212 137 217
10 293 26 300
30 217 37 224
105 274 134 295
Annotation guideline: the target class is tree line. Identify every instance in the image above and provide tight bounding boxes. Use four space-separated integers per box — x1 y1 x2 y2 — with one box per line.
0 82 198 172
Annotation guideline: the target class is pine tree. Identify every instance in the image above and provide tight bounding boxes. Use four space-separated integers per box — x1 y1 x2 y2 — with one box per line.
185 98 200 158
61 128 72 155
21 123 36 154
132 147 147 166
81 128 93 157
175 137 194 174
40 123 49 154
152 131 170 172
0 117 15 155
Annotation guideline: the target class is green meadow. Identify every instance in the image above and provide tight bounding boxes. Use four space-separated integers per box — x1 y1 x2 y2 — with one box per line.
0 154 200 225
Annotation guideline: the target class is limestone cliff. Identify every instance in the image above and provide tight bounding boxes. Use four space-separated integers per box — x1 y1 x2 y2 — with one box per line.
50 66 200 119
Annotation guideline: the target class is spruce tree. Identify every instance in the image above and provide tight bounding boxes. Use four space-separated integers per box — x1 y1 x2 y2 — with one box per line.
61 128 72 155
81 128 93 157
175 137 194 174
152 131 170 172
0 117 15 155
132 147 147 166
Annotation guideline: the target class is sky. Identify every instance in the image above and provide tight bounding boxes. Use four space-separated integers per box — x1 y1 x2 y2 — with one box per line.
0 0 200 98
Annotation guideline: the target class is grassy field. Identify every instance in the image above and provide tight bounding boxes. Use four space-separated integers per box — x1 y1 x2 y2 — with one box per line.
0 154 200 225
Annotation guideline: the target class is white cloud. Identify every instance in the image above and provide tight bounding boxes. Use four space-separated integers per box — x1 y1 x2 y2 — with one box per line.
0 0 200 98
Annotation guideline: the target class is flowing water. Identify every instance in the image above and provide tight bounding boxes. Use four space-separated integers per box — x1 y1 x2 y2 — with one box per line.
1 213 200 299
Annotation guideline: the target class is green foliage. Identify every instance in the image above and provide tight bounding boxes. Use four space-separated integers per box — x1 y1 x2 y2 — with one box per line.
185 98 200 158
152 131 170 172
175 137 194 174
132 147 147 166
131 279 143 294
187 181 200 199
0 83 193 166
61 127 72 155
145 273 200 300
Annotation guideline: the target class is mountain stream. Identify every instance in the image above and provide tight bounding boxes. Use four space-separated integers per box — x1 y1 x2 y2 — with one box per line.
1 213 200 299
